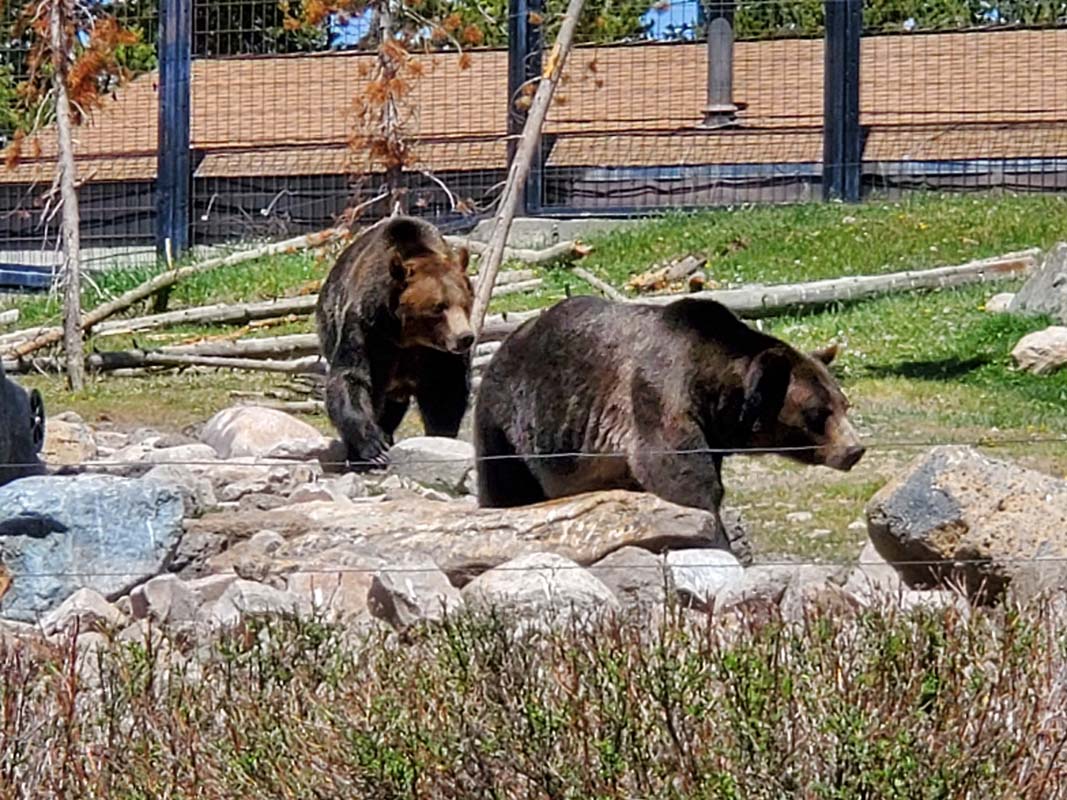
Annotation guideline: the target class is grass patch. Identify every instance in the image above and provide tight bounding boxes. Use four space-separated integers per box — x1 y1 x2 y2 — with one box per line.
6 605 1067 797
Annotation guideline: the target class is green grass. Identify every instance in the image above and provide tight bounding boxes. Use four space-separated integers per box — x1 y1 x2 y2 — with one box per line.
4 191 1067 560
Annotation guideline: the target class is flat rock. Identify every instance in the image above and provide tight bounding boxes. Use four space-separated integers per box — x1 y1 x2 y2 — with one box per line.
866 445 1067 602
463 552 617 620
664 549 744 611
200 406 330 460
40 587 126 635
368 554 464 628
1011 326 1067 375
41 418 97 467
387 437 475 495
211 490 728 587
588 546 667 609
0 475 184 622
1008 242 1067 322
141 443 220 466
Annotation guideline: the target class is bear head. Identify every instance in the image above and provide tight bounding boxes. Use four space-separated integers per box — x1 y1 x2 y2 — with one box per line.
739 343 865 471
390 246 475 355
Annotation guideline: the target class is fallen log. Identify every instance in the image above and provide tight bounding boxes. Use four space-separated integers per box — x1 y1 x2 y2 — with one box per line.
5 227 349 360
573 267 626 302
3 351 325 375
489 278 543 297
454 238 591 267
478 249 1042 340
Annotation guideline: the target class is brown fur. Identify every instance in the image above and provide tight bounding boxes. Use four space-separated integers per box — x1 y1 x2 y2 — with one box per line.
315 216 474 469
474 296 865 547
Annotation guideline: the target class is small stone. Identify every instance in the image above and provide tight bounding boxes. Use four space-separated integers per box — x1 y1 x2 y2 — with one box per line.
1011 326 1067 375
219 475 273 502
588 546 667 610
664 549 744 611
387 437 475 495
330 472 368 499
984 292 1015 313
40 588 126 635
199 579 305 629
785 511 813 524
369 555 463 629
41 418 98 466
129 575 199 627
143 464 218 517
288 484 336 504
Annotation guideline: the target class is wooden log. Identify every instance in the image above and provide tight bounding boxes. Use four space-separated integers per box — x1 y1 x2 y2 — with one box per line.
453 238 590 267
474 249 1042 341
3 351 324 375
489 278 543 297
573 267 626 301
469 0 587 334
4 226 349 360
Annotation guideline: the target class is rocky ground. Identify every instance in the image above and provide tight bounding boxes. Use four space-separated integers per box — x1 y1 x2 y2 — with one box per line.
2 403 1066 669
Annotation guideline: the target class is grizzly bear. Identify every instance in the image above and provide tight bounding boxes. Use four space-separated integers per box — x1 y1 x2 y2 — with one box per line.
315 215 475 470
0 362 46 487
474 295 865 542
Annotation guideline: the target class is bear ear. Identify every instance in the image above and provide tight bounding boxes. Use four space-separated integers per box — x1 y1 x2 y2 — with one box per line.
739 347 793 433
455 246 470 273
810 343 839 365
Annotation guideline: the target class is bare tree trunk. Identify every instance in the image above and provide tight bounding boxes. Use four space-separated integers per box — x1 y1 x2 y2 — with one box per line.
50 0 84 390
378 0 404 212
469 0 587 335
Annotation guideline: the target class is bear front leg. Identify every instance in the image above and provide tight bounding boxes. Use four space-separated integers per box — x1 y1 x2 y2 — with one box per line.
415 350 471 438
324 366 391 471
630 444 730 549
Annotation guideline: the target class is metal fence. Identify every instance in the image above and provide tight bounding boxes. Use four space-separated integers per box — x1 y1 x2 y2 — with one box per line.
1 0 1066 277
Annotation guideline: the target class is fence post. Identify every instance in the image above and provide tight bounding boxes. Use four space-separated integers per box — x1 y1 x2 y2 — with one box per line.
507 0 544 215
701 0 740 128
822 0 862 202
156 0 192 259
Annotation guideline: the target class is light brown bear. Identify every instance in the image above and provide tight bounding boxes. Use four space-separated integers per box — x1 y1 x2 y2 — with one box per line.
316 216 474 469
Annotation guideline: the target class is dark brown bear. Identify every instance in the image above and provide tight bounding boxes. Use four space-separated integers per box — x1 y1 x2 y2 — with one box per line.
0 362 46 487
316 215 475 469
474 295 865 541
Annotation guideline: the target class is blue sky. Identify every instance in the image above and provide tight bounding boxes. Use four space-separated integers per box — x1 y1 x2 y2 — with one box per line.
328 1 701 48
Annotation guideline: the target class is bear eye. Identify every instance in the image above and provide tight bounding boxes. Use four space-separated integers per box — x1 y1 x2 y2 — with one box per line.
804 407 830 432
433 302 448 315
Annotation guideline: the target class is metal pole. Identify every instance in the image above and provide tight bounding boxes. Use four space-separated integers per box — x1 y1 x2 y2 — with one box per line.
156 0 192 258
823 0 862 201
701 0 740 128
507 0 544 215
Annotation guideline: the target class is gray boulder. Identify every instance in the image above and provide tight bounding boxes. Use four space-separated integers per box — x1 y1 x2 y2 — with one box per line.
588 546 667 610
368 554 464 629
664 549 744 611
143 464 218 517
200 405 330 459
387 437 475 495
0 474 184 621
866 445 1067 603
1009 242 1067 322
463 552 618 622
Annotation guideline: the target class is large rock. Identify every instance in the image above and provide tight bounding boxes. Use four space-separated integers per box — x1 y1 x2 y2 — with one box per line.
184 490 728 586
386 437 475 495
866 445 1067 602
1009 242 1067 322
143 464 218 517
463 552 618 621
0 475 185 621
200 406 330 460
40 587 126 635
1011 326 1067 375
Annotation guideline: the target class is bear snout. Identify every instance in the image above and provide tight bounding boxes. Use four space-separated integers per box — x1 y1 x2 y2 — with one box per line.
450 331 475 353
830 443 866 471
820 416 865 471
